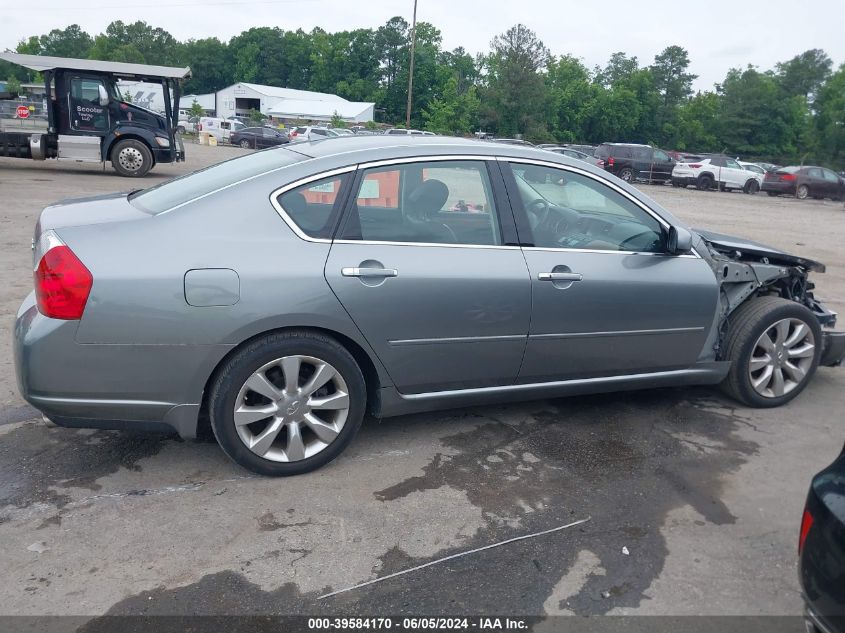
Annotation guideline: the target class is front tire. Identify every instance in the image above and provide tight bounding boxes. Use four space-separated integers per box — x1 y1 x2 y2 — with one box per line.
209 331 366 476
720 297 821 408
111 139 153 177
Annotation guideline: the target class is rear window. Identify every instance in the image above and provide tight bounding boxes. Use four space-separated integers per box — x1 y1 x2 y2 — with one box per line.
129 148 303 214
780 166 800 173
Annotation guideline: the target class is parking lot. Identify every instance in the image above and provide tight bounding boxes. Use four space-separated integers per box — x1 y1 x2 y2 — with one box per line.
1 143 844 622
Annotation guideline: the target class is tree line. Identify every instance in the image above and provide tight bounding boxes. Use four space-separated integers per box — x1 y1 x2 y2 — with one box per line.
2 19 843 168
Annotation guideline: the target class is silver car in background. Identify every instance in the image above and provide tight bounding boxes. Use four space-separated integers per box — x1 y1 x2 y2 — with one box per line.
14 137 845 475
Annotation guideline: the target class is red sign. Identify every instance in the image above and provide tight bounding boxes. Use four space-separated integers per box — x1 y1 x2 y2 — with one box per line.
16 105 30 119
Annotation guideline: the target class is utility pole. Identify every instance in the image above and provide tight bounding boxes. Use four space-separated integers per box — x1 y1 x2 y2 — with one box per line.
405 0 418 129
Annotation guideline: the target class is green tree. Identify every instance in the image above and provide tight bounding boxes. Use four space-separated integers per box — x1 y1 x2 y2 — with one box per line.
481 24 550 137
423 75 479 135
650 45 696 142
189 99 204 118
37 24 93 58
180 38 234 94
813 63 845 167
776 49 832 103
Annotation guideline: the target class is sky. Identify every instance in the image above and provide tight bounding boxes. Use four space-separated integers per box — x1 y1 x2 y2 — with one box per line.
2 0 844 91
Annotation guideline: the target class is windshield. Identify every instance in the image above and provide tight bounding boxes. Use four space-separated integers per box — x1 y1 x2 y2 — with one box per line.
512 165 635 219
130 147 304 214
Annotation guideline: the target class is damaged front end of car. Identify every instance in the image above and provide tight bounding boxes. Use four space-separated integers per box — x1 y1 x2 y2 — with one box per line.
694 228 845 367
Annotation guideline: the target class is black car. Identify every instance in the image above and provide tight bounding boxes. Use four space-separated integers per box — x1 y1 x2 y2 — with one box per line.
594 143 676 184
800 443 845 633
762 166 845 201
230 126 290 149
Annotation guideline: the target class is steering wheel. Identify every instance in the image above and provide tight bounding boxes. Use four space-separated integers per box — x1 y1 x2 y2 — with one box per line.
437 222 458 243
526 198 550 230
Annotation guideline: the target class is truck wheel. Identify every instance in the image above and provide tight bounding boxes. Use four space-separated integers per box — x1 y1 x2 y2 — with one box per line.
720 296 821 408
111 139 154 177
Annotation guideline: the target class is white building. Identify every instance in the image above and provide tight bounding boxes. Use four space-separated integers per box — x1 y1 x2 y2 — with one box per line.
214 82 374 123
179 93 216 114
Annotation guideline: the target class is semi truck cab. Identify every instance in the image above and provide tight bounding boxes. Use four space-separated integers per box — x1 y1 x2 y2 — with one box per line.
0 53 190 177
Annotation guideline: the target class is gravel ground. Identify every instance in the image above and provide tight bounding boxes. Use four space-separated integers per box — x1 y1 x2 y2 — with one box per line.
0 145 843 622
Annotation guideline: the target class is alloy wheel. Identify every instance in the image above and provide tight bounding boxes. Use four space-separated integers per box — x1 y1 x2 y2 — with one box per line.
748 318 815 398
233 355 350 462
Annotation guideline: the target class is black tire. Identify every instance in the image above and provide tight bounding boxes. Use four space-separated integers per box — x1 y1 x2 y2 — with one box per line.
671 180 682 188
796 184 810 200
767 191 779 197
720 296 822 408
697 174 713 191
239 139 251 149
209 330 367 476
744 179 760 194
111 138 154 177
618 167 633 182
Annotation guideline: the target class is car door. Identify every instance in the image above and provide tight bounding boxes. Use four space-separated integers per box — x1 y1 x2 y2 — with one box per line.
723 158 746 189
501 159 719 383
650 149 674 182
822 169 844 199
323 157 531 394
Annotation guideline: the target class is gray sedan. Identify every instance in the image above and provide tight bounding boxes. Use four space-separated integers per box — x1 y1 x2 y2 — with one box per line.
14 137 845 476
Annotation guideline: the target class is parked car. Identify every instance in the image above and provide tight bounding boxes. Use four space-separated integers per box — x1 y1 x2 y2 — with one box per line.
594 143 675 184
230 126 290 149
290 126 340 142
762 166 845 201
198 117 245 144
672 156 763 194
384 128 424 136
668 151 706 163
542 146 604 168
799 442 845 633
490 138 534 146
176 116 198 134
14 137 845 476
738 161 767 178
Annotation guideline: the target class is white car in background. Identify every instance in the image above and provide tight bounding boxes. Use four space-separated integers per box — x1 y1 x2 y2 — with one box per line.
671 155 762 194
289 126 341 142
738 161 767 186
198 117 245 144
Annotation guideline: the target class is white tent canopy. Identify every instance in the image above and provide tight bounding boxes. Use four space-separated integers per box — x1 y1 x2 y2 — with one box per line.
266 99 374 122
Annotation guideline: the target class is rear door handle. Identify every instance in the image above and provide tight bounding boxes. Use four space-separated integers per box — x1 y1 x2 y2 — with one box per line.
538 272 583 282
342 267 399 278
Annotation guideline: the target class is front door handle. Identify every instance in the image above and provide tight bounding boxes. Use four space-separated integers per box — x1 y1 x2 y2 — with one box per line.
342 267 399 278
538 272 583 282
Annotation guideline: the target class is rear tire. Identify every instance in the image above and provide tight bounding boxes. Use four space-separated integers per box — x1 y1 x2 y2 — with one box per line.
618 167 633 182
240 139 251 149
796 184 810 200
209 331 366 476
720 296 821 408
697 174 713 191
111 139 154 177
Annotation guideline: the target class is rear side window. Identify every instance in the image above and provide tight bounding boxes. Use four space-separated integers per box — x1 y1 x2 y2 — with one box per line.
130 149 302 214
276 172 351 239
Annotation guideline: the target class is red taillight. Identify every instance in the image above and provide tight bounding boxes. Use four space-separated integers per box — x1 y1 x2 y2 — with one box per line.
688 164 702 168
799 508 814 555
608 157 615 166
34 245 93 320
781 173 796 182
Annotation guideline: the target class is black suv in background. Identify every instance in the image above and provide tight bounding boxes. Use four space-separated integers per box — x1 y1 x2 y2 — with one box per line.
595 143 676 184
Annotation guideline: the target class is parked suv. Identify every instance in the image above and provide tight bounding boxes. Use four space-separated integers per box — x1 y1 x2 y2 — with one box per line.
672 156 763 194
594 143 675 184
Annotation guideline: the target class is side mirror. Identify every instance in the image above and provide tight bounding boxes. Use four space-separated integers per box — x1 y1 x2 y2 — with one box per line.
97 84 109 107
667 226 693 254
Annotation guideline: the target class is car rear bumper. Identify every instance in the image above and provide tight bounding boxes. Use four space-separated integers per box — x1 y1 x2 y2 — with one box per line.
762 181 795 194
14 292 223 438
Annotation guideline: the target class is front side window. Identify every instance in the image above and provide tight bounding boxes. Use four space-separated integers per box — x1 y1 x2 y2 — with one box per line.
653 149 670 161
822 169 839 182
277 173 350 238
508 163 664 253
340 160 502 246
